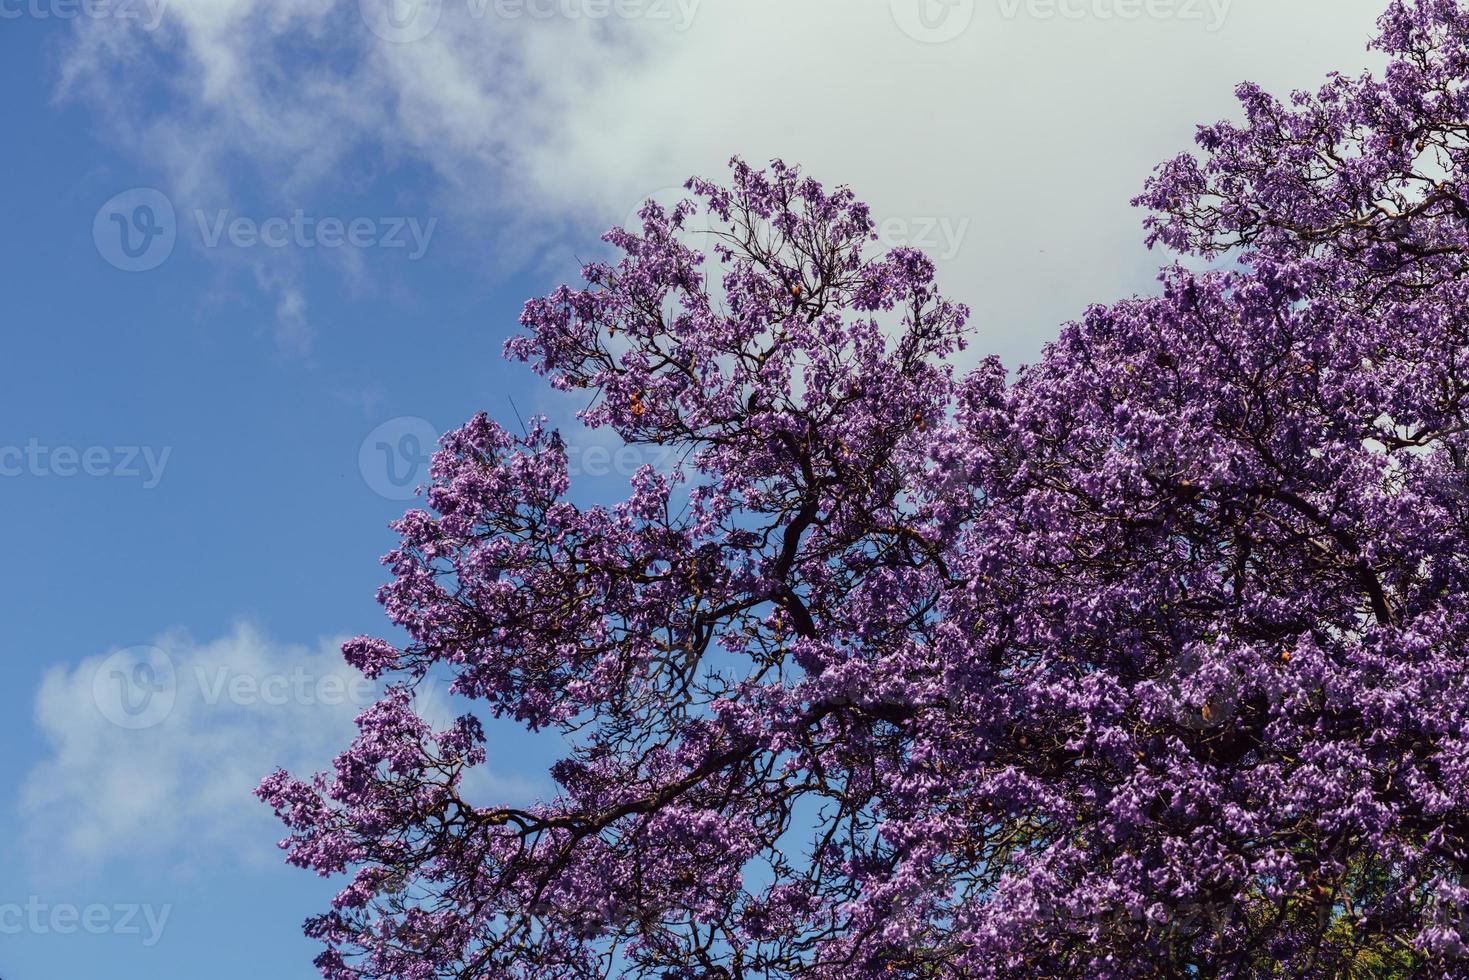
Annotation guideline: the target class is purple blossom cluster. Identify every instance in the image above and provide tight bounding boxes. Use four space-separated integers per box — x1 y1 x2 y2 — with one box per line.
261 5 1469 974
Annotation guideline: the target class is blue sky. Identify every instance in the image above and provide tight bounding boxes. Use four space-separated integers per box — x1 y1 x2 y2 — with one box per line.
0 2 1388 977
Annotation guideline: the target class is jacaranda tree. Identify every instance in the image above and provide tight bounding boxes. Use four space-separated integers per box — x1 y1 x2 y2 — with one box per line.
261 3 1469 974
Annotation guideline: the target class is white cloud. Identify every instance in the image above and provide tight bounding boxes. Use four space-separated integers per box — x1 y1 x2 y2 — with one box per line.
23 622 539 874
62 0 1390 360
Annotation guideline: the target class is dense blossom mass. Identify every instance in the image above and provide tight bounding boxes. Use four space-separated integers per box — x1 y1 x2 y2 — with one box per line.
262 3 1469 975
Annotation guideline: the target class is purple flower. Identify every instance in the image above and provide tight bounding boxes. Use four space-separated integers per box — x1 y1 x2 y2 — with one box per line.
262 8 1469 971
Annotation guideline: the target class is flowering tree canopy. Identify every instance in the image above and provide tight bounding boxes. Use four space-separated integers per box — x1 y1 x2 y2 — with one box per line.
261 3 1469 975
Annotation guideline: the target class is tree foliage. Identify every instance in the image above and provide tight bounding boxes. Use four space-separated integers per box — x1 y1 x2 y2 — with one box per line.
262 4 1469 975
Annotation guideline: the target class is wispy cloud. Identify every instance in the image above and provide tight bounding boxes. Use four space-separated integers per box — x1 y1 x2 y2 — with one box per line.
60 0 1388 361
